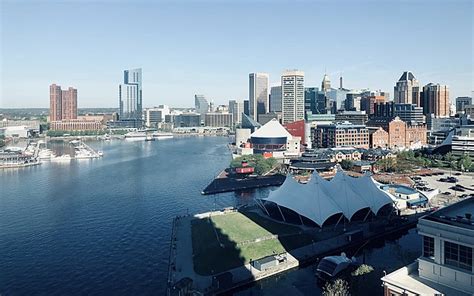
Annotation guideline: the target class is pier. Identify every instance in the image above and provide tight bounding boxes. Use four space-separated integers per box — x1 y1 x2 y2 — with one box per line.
166 206 424 295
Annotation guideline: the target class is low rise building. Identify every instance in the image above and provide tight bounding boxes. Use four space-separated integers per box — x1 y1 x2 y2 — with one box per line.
50 120 103 131
335 111 368 125
382 198 474 295
314 122 369 149
204 113 233 127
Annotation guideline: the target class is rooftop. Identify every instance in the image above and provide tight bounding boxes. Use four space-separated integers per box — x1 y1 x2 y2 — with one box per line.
422 197 474 230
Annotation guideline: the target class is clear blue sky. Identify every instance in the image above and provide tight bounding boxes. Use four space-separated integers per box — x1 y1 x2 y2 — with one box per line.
1 0 473 108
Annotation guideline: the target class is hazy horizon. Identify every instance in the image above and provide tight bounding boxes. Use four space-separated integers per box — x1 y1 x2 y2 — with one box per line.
1 0 473 108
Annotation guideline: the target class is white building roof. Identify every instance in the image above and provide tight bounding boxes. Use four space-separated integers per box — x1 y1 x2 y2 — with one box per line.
263 170 394 227
250 119 292 139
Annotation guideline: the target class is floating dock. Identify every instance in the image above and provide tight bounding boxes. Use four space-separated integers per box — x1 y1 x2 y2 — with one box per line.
202 174 286 195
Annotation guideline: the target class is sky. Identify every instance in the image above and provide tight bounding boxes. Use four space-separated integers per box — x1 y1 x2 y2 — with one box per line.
1 0 473 108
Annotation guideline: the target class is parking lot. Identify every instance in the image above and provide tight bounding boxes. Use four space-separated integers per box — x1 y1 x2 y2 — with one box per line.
415 169 474 207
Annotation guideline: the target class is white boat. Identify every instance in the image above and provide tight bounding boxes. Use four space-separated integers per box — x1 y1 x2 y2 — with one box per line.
152 132 174 140
145 135 155 141
38 149 53 160
97 151 104 156
124 131 147 141
315 253 357 281
50 154 72 162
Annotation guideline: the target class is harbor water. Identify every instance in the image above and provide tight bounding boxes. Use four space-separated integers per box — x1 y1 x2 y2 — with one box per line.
0 137 420 295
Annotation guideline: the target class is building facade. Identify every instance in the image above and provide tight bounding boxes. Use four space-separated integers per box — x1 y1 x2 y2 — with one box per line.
50 120 102 131
119 68 142 120
314 122 369 149
228 100 243 125
270 86 282 113
144 105 170 127
194 95 209 115
204 113 233 127
335 111 368 125
456 96 472 113
249 73 269 122
281 70 305 124
382 198 474 295
422 83 450 117
394 71 421 105
49 84 77 121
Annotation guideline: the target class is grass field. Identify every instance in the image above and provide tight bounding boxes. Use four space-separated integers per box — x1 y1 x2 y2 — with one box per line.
191 211 313 275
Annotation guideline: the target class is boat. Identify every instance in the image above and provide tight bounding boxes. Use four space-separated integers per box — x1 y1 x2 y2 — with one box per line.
145 135 155 141
38 149 53 160
315 253 357 282
98 151 103 156
124 131 147 141
152 132 174 140
50 154 72 162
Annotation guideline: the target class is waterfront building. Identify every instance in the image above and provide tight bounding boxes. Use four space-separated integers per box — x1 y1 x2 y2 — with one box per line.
456 96 472 113
281 70 305 124
314 122 369 149
1 126 31 138
49 84 77 121
143 105 170 127
204 113 233 127
50 120 103 131
394 71 421 106
382 198 474 295
335 111 368 125
249 73 269 122
270 86 282 113
119 68 142 120
433 126 474 158
0 119 41 131
194 95 209 115
228 100 243 125
368 127 389 149
174 113 201 128
422 83 450 117
249 118 300 158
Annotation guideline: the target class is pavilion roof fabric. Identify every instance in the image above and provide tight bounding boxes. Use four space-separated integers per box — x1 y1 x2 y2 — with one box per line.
262 170 394 227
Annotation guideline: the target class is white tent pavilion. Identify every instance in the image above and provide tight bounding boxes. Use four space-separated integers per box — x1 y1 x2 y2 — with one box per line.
260 170 394 227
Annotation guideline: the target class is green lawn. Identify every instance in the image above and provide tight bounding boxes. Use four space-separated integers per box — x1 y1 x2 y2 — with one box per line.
191 211 313 275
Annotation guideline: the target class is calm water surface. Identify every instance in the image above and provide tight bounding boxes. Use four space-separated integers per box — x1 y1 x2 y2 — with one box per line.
0 137 420 295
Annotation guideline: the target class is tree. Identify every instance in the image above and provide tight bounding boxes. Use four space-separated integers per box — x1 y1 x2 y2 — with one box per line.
322 279 350 296
340 160 354 170
444 152 454 162
458 154 472 171
230 155 278 175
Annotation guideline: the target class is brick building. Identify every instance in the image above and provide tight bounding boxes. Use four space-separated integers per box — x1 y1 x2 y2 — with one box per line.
369 117 427 149
50 120 103 131
314 122 369 149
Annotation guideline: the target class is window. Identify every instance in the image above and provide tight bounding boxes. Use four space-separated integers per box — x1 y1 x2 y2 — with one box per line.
444 241 472 271
423 236 434 258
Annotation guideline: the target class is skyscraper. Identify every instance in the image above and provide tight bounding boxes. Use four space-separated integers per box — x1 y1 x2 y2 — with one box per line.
195 95 209 114
249 73 269 122
50 84 62 121
119 68 142 120
422 83 450 117
321 73 331 92
394 71 420 106
269 86 282 113
49 84 77 121
228 100 243 125
281 70 305 124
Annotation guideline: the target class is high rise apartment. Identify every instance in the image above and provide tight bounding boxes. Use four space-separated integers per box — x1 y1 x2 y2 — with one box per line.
119 68 142 120
49 84 77 121
422 83 450 117
281 70 305 124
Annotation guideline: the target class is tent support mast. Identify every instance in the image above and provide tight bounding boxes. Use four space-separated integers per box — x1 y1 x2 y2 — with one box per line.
298 214 304 226
255 198 271 216
334 214 344 230
363 209 372 222
277 205 286 222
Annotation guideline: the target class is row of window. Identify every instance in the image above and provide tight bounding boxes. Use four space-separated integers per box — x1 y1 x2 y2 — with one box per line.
423 236 473 271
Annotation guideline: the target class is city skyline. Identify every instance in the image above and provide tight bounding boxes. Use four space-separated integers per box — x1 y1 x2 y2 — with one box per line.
1 0 473 108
